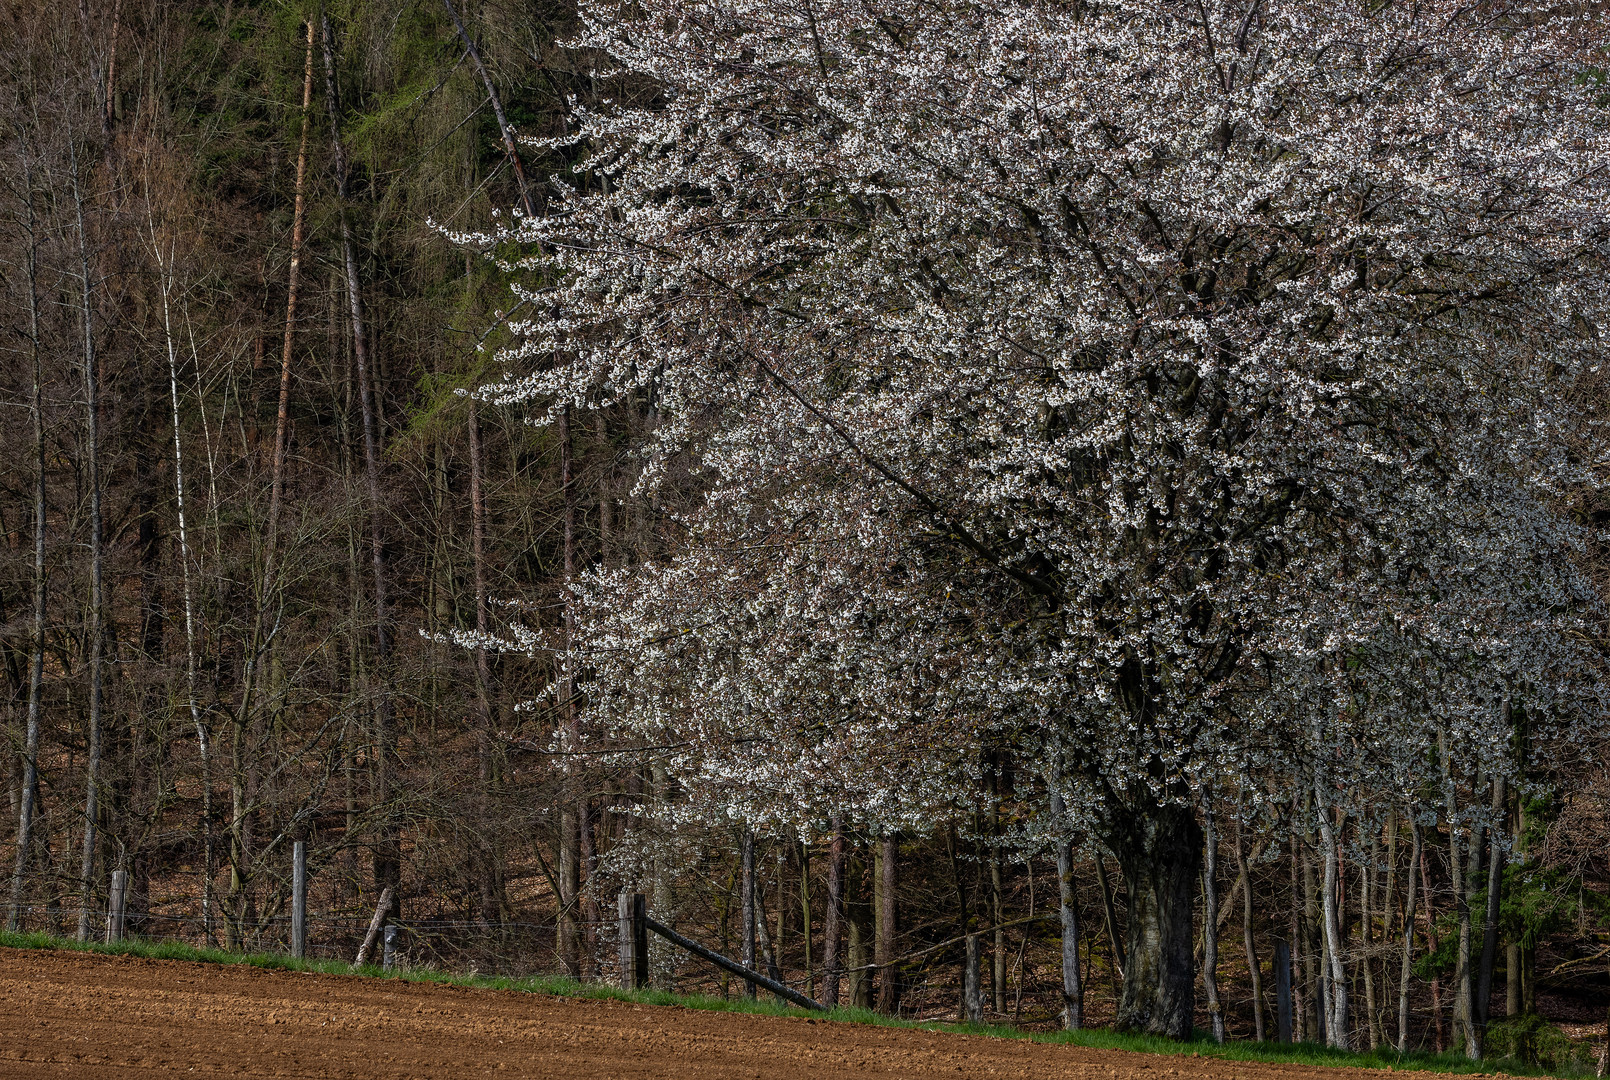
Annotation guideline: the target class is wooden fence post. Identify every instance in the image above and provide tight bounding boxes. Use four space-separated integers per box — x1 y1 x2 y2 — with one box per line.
618 890 635 990
963 933 983 1024
632 893 649 990
291 840 307 960
1275 938 1294 1044
105 869 127 943
382 924 398 971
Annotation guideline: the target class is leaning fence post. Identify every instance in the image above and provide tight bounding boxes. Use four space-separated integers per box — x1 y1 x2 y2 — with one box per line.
1275 938 1293 1043
354 885 393 967
632 893 649 990
963 933 983 1024
105 869 128 943
291 840 307 960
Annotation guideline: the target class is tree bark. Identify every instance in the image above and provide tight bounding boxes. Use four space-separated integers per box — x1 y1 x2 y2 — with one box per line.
1102 800 1201 1038
1233 812 1264 1041
1477 776 1505 1029
742 827 757 998
1397 815 1421 1052
263 20 315 601
323 13 398 916
8 170 45 933
1202 795 1225 1043
876 830 897 1014
1314 786 1350 1049
150 215 214 943
440 0 534 218
822 816 844 1006
70 136 106 945
1049 786 1083 1030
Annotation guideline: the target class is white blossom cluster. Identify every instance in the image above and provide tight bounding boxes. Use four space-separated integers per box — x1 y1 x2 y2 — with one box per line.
457 0 1610 838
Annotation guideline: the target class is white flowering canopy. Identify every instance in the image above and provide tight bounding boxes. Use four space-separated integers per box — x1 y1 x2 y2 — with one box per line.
461 0 1608 1035
464 0 1609 939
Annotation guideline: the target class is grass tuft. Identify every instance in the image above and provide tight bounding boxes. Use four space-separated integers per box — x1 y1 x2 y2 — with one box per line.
0 930 1589 1077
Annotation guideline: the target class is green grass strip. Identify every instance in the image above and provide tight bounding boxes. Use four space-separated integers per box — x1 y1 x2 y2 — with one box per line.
0 930 1587 1077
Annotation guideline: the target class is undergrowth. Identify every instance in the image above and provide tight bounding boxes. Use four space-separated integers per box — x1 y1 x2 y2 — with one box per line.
0 929 1592 1077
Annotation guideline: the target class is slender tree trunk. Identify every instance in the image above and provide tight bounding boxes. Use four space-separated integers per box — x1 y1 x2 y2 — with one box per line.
150 218 214 943
1362 832 1380 1050
70 137 106 944
1094 851 1125 989
822 816 844 1006
742 827 757 998
556 404 580 972
1440 731 1478 1060
263 20 316 604
323 14 398 916
1478 776 1505 1030
467 402 500 925
1397 816 1421 1052
8 174 46 933
1233 812 1264 1040
1314 788 1350 1049
1050 785 1083 1030
1202 795 1225 1043
876 830 897 1014
1102 799 1201 1039
440 0 534 218
1421 841 1443 1052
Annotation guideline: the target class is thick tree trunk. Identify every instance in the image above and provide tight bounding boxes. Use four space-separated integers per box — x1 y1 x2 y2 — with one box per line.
1103 800 1201 1038
822 816 844 1006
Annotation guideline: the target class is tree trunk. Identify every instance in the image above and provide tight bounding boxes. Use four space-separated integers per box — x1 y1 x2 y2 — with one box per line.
440 0 534 218
1094 852 1125 991
323 14 398 917
1102 800 1201 1039
1362 832 1379 1050
8 173 45 933
741 827 757 998
1202 796 1225 1043
1314 792 1350 1049
1233 812 1264 1041
1397 816 1421 1052
150 218 213 943
466 401 501 925
1050 786 1083 1031
822 816 844 1006
263 20 315 600
1478 776 1505 1029
70 137 106 945
876 830 897 1014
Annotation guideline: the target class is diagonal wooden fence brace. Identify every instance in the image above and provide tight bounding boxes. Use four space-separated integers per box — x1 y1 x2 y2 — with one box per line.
642 913 827 1011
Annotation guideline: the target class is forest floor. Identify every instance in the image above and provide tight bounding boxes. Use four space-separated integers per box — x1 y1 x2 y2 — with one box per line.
0 945 1547 1080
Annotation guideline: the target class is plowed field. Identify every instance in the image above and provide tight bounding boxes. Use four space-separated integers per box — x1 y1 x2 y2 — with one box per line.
0 947 1439 1079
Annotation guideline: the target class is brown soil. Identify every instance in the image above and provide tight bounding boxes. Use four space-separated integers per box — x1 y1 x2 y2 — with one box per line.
0 947 1446 1079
